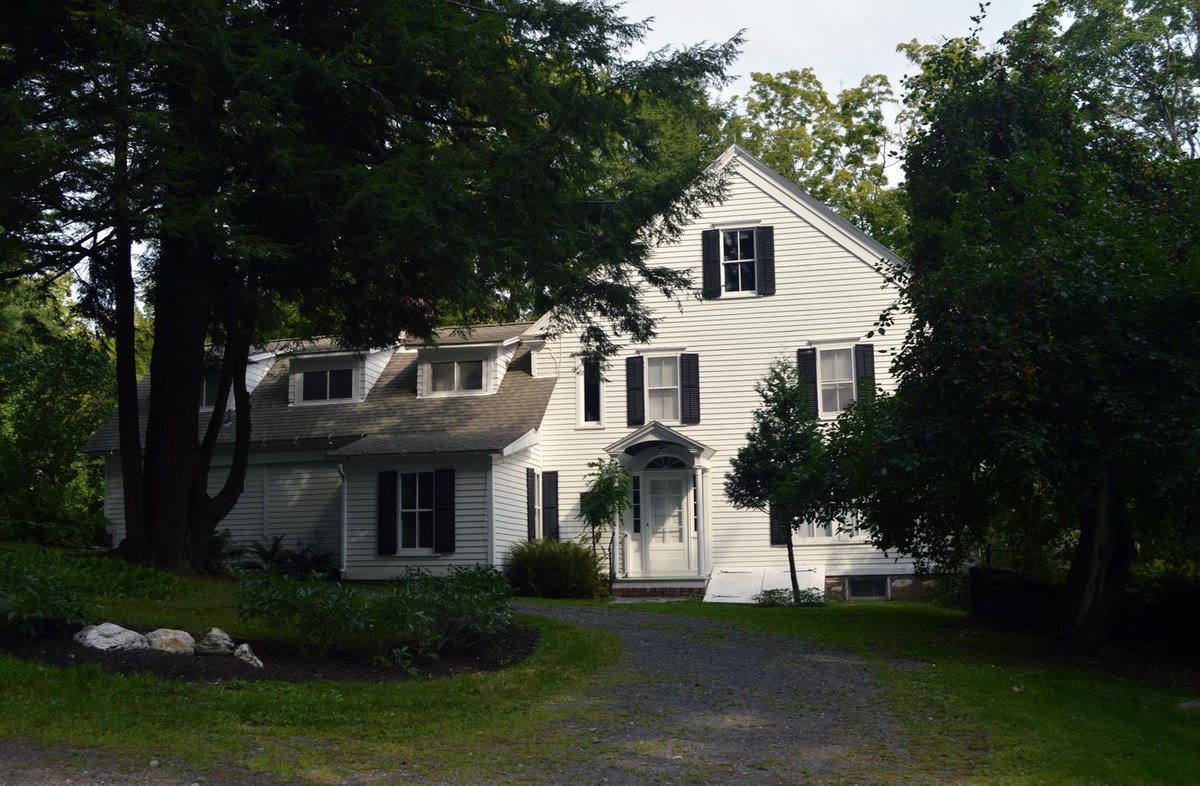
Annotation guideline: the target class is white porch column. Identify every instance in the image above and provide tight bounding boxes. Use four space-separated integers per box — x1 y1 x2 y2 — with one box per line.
694 466 706 577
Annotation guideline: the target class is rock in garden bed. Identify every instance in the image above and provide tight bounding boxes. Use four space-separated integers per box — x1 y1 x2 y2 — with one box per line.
0 624 538 683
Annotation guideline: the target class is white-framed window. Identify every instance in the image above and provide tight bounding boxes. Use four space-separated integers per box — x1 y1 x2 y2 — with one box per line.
399 471 435 551
646 355 680 422
429 358 485 394
577 357 604 427
819 347 856 416
532 471 543 539
201 373 221 409
722 228 756 293
301 368 354 402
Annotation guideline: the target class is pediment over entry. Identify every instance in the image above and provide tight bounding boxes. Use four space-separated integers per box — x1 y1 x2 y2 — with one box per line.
604 421 714 468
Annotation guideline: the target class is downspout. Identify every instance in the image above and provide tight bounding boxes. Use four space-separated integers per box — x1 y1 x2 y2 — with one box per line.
337 463 347 578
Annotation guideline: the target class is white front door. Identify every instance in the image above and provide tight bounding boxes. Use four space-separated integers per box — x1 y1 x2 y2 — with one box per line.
644 473 692 574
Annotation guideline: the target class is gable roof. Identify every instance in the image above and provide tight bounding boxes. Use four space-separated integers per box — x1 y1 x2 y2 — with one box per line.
86 330 554 458
718 144 906 267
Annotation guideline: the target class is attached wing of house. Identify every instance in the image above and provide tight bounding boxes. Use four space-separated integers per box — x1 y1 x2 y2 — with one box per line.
89 145 930 599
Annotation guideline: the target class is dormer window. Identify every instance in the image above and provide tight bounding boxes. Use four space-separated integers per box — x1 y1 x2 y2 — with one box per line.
201 373 221 409
429 359 485 393
301 368 354 402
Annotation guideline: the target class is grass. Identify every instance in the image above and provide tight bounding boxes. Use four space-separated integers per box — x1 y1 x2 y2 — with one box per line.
614 599 1200 784
4 543 1198 782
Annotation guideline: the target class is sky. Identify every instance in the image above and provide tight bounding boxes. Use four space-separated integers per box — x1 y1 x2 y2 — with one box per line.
617 0 1041 99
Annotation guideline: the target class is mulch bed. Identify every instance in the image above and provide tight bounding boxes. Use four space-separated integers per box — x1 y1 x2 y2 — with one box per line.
0 624 538 683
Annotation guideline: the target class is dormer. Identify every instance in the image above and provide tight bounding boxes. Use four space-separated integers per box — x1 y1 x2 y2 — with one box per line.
410 322 532 398
286 343 396 406
200 349 278 410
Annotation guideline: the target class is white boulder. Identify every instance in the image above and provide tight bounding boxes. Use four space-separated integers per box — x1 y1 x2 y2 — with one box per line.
74 623 148 651
195 627 236 656
234 643 263 668
146 628 195 655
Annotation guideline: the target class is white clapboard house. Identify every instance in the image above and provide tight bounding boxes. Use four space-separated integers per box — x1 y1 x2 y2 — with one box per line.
87 146 924 599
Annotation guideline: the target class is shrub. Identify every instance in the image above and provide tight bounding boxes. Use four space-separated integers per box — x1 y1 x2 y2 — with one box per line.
0 545 185 601
236 572 375 659
0 553 98 635
506 539 607 599
225 534 339 579
752 587 825 607
237 565 513 661
395 566 514 654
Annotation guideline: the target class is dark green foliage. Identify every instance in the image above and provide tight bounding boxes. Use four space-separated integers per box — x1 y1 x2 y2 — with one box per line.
506 540 607 599
1 0 740 572
0 568 96 636
236 566 513 661
394 567 515 654
0 278 115 545
829 6 1200 648
0 545 186 601
224 534 339 580
752 588 825 607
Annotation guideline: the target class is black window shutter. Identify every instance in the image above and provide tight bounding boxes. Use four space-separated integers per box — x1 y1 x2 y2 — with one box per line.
854 343 876 401
433 468 455 553
377 471 398 555
755 226 775 296
680 353 701 424
701 229 721 299
542 471 559 540
796 348 818 420
526 467 537 540
626 355 645 427
769 502 790 546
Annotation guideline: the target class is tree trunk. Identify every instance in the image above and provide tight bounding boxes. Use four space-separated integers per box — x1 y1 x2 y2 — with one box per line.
1055 475 1135 651
786 535 801 603
111 58 147 561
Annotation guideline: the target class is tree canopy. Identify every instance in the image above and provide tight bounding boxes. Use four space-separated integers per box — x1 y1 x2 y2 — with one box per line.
828 4 1200 649
722 68 908 253
1 0 740 571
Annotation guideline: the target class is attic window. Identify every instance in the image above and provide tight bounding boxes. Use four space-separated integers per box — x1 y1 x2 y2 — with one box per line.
302 368 353 401
431 360 484 393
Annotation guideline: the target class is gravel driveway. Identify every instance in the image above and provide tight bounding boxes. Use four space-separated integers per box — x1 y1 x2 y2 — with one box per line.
512 602 907 785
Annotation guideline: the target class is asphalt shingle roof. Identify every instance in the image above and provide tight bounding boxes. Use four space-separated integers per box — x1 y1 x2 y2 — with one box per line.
86 338 555 458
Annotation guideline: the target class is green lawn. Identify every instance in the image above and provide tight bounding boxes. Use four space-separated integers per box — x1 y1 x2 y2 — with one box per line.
615 599 1200 784
2 546 1198 783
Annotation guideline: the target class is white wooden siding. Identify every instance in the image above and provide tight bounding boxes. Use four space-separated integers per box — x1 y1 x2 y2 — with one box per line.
535 156 916 577
361 347 397 399
101 451 342 558
342 459 490 579
491 444 542 566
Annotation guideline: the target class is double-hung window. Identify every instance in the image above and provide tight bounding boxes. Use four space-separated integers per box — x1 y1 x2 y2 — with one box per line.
302 368 354 402
819 348 855 414
400 471 435 550
430 359 484 393
722 228 756 293
646 356 680 422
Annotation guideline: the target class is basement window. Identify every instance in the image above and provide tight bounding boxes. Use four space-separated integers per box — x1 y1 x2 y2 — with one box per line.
847 576 888 600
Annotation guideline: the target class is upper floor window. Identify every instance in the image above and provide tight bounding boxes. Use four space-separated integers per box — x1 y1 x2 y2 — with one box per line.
302 368 354 402
723 229 757 293
580 357 603 425
646 356 680 422
431 359 484 393
820 348 855 414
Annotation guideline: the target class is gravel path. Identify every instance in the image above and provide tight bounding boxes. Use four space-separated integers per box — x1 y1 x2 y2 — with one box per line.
513 602 907 785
